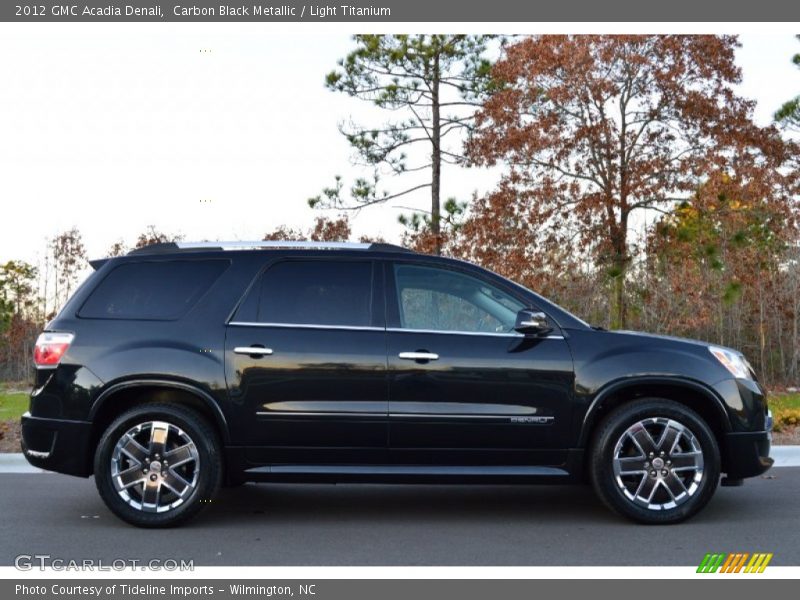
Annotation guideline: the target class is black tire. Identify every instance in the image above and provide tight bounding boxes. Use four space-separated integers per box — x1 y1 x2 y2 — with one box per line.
94 403 222 528
589 398 720 524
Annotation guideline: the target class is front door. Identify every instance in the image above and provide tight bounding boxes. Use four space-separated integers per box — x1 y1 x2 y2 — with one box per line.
225 257 388 465
385 261 575 466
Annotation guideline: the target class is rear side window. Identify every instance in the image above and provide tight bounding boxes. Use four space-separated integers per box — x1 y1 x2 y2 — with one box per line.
238 260 373 327
79 260 228 320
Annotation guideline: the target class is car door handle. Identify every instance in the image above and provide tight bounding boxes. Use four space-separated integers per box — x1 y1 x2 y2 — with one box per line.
234 346 273 356
398 351 439 361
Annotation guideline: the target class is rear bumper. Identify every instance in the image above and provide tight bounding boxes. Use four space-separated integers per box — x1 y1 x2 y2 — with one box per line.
20 412 93 477
721 430 773 479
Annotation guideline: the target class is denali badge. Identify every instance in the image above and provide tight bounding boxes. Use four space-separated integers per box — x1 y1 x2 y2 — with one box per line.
509 416 554 424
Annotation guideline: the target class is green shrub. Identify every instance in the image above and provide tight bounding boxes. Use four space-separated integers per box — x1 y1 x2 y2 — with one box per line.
769 393 800 432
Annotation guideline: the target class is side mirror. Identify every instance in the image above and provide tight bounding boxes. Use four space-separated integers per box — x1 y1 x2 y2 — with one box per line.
514 309 552 335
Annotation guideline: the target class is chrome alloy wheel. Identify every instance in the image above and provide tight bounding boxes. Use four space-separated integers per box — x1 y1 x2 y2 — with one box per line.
110 421 200 513
612 417 704 511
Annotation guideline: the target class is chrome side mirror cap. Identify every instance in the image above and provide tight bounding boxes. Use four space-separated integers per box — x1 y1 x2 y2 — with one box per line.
514 309 552 335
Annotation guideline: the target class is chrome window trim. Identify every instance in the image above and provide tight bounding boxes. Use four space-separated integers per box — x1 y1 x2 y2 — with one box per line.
228 321 564 340
389 327 564 340
228 321 383 332
389 326 520 338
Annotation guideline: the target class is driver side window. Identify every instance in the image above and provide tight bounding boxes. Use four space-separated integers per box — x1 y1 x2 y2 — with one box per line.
393 264 524 334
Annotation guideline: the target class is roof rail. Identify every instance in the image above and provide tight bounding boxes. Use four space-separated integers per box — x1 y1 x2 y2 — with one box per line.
126 240 413 256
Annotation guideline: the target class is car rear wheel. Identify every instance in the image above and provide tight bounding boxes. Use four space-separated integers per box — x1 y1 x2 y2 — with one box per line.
94 403 222 527
590 399 720 524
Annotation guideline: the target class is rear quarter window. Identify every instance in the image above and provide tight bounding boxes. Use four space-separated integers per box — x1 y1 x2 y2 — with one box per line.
78 259 228 320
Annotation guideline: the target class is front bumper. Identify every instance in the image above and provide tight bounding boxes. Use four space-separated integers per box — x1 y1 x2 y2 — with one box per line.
20 412 93 477
721 429 773 479
712 377 772 479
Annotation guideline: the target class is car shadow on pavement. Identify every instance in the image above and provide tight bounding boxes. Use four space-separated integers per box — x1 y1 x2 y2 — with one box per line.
200 483 627 526
194 478 781 528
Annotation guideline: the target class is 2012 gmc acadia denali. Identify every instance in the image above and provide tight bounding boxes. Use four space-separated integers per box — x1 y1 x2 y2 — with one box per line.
21 241 773 527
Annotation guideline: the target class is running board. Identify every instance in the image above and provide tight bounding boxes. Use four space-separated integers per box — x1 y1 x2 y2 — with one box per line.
243 464 570 483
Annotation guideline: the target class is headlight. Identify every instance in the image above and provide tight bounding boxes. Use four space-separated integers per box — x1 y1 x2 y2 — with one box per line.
709 346 752 379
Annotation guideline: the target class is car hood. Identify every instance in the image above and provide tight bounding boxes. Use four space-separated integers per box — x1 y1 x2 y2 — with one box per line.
610 329 735 352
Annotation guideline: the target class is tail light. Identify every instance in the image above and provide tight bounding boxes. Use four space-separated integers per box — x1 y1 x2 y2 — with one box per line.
33 332 74 368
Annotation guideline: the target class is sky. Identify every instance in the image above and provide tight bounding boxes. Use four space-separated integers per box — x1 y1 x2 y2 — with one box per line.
0 27 798 270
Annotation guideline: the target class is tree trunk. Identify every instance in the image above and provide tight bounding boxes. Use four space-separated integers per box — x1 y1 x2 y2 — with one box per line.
758 275 767 385
791 249 800 383
793 277 799 383
430 50 442 255
611 215 629 330
612 258 627 330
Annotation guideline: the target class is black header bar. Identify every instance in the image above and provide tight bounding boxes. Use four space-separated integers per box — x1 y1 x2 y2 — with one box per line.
2 0 799 22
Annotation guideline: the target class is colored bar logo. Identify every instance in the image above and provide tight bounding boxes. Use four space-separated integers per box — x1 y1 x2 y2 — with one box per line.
697 552 773 573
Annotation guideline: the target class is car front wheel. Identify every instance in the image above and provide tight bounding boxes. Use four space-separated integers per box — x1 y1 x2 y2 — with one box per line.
590 399 720 524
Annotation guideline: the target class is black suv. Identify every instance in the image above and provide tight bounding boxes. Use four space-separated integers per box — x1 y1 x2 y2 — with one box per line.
21 241 773 527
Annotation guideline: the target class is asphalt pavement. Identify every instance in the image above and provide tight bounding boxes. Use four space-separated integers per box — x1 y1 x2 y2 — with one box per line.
1 462 798 566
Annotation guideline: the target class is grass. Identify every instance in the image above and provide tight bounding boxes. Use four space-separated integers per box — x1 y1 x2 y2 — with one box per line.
0 392 28 420
769 393 800 431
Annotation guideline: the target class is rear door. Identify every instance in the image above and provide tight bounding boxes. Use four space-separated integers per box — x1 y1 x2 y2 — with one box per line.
385 260 575 466
225 257 388 465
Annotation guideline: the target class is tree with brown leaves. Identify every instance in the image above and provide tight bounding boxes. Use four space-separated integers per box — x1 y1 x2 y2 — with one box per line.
465 35 793 328
263 216 352 243
49 227 87 311
134 225 184 249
